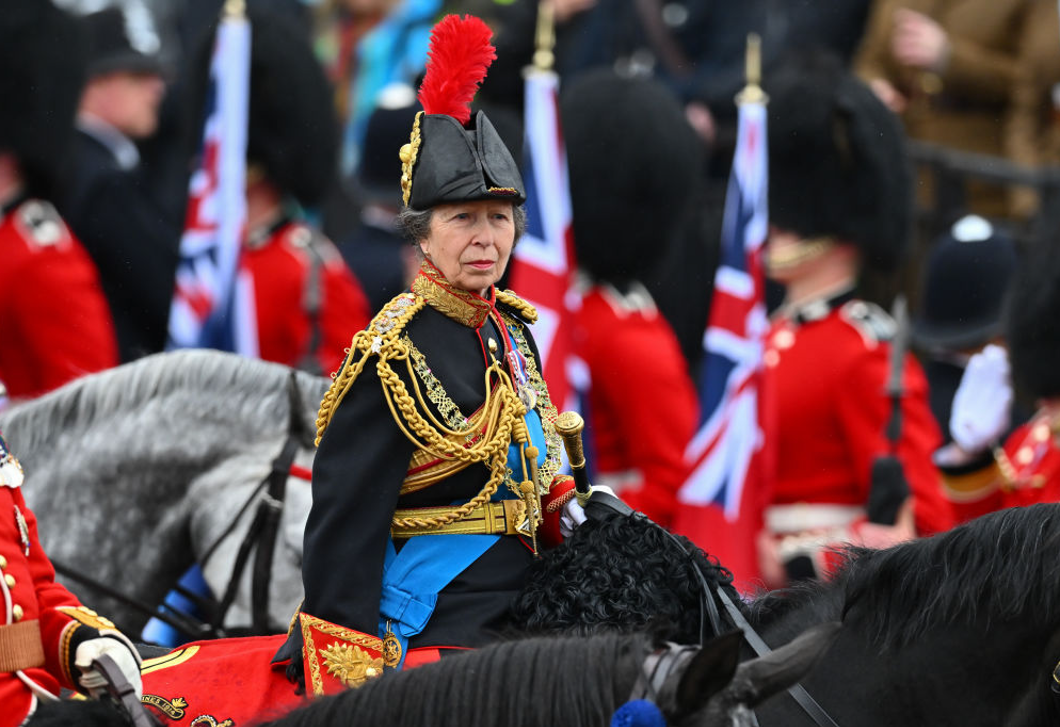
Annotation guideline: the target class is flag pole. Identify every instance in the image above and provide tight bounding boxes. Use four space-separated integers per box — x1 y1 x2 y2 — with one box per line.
735 33 767 106
532 0 556 72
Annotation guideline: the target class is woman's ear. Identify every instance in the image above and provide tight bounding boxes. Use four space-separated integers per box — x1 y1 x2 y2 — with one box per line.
419 240 430 258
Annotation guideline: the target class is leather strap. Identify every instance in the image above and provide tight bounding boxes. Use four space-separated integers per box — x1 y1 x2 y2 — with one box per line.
0 619 45 671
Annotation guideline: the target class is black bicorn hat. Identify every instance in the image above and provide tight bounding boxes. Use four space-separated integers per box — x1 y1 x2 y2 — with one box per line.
912 215 1017 352
767 52 913 272
0 0 87 198
400 15 525 210
83 6 165 78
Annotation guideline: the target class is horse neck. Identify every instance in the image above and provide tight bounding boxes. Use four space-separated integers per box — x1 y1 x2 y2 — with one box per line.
274 634 644 727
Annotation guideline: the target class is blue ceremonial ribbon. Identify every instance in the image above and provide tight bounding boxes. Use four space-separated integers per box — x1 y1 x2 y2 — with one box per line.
378 532 498 669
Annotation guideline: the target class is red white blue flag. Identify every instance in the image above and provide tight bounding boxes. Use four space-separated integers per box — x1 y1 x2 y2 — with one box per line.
508 68 583 413
673 97 769 588
166 12 256 356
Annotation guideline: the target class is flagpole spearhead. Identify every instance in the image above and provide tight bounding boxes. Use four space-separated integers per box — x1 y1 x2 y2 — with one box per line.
531 0 556 72
735 33 768 106
223 0 246 20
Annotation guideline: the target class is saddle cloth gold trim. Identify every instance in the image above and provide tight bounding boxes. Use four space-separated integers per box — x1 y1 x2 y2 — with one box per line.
0 619 45 672
391 499 523 538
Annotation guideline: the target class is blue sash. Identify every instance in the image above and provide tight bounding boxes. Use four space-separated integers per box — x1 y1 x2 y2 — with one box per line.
378 533 498 669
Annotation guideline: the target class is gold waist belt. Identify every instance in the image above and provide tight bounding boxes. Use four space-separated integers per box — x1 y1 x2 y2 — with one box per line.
0 619 45 672
391 499 524 538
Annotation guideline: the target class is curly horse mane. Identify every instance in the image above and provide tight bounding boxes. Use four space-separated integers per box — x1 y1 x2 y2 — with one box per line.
509 513 741 643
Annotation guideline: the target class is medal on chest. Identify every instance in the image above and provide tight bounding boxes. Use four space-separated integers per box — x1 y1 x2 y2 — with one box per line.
0 437 23 488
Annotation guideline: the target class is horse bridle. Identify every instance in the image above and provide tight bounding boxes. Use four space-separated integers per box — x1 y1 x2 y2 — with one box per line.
204 371 310 635
596 498 843 727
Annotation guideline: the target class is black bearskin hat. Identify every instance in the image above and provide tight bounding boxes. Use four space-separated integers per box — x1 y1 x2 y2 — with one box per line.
767 52 913 272
561 69 703 283
0 0 87 198
1006 241 1058 401
190 8 338 207
401 15 525 210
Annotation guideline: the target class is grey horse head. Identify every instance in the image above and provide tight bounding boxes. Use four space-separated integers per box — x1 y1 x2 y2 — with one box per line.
0 349 326 636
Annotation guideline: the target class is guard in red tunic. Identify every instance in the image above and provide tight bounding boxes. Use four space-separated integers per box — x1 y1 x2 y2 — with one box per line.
937 238 1060 522
0 431 142 727
188 8 370 376
560 70 702 528
0 0 118 401
760 55 954 585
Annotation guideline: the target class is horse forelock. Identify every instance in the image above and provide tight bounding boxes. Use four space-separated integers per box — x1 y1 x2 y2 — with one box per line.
0 350 329 453
261 632 647 727
841 504 1060 647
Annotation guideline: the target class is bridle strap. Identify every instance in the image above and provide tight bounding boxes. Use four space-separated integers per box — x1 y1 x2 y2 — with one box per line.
628 643 699 704
715 586 841 727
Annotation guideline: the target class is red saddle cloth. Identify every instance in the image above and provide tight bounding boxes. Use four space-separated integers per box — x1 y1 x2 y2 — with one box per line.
139 634 450 725
140 634 306 726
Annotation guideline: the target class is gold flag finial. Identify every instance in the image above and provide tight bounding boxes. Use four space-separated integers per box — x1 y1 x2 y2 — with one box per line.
531 0 556 71
736 33 768 106
223 0 246 19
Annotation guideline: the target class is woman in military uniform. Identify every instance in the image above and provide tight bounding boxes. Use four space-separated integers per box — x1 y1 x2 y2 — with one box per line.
274 15 577 696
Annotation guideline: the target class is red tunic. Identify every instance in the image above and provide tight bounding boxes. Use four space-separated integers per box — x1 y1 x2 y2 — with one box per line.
0 447 128 727
942 412 1060 524
574 284 698 527
242 220 371 376
763 297 954 538
0 198 117 399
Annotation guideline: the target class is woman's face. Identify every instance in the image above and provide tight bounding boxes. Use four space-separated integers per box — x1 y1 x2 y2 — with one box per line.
419 200 516 295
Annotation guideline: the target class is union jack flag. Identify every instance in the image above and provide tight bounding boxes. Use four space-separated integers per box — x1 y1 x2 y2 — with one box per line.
507 67 582 413
166 11 255 356
672 96 769 588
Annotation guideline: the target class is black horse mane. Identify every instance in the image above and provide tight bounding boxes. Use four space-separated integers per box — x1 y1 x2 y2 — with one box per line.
839 504 1060 647
261 631 645 727
509 513 741 644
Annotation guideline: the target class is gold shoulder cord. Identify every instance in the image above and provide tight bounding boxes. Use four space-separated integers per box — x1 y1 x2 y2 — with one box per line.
315 292 536 535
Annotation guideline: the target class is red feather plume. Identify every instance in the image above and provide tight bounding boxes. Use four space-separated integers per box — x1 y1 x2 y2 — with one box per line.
417 14 496 127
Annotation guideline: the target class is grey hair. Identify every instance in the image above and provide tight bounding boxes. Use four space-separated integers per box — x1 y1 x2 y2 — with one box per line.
398 204 528 248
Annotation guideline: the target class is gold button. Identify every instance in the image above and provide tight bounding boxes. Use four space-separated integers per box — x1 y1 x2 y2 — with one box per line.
0 554 6 569
488 338 498 354
3 574 14 588
1017 446 1034 465
12 604 23 621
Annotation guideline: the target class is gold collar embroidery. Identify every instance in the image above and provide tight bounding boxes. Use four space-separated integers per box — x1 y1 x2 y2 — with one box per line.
411 259 496 329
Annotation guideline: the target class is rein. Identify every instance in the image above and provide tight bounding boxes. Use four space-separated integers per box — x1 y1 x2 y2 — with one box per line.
208 371 310 634
588 495 842 727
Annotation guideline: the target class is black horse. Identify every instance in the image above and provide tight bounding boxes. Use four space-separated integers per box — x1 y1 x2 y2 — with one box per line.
513 505 1060 725
29 625 839 727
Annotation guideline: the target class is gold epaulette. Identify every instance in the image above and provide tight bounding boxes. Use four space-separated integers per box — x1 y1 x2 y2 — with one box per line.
315 292 426 445
497 289 538 323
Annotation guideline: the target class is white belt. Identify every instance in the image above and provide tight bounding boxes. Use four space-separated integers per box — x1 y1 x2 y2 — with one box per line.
766 504 865 534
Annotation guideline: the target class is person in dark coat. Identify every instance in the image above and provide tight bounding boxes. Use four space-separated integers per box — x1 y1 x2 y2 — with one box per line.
57 5 181 362
0 0 119 399
272 14 582 696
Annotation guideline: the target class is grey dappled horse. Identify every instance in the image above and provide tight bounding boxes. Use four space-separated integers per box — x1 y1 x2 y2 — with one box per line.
0 350 325 637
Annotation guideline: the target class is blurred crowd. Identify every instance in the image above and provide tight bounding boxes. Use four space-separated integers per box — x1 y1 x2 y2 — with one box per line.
4 0 1060 588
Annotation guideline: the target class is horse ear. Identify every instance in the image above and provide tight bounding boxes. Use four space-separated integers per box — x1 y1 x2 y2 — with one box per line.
670 629 743 716
731 620 841 707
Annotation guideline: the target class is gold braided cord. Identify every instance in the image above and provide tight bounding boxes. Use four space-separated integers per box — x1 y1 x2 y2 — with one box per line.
314 288 549 534
497 289 538 323
315 293 426 444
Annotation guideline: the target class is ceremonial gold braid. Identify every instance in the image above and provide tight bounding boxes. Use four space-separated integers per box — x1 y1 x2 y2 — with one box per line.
315 291 532 533
497 289 538 323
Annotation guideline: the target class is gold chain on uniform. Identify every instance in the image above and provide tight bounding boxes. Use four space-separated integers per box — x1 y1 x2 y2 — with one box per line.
316 292 540 533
